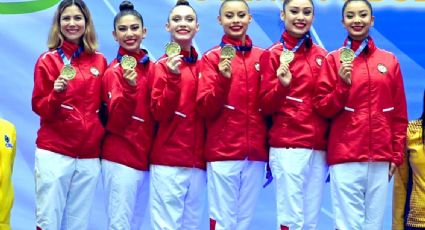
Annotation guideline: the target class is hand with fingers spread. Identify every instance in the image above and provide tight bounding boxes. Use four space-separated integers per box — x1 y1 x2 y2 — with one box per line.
166 54 183 75
219 58 232 78
123 68 138 86
54 76 68 92
339 62 353 85
276 62 292 87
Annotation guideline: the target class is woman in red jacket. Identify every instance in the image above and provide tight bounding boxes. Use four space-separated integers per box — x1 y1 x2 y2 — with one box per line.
196 0 267 229
259 0 328 229
32 0 107 229
149 1 206 229
314 0 408 229
101 1 154 229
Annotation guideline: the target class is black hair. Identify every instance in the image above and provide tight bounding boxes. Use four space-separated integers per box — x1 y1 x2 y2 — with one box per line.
168 0 197 21
342 0 373 19
113 1 144 30
219 0 250 15
282 0 314 13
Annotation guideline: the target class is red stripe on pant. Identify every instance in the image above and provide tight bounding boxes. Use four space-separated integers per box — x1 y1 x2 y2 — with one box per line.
37 227 43 230
210 218 216 230
281 225 289 230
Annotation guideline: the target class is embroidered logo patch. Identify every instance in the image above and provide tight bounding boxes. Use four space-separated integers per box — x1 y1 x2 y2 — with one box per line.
90 67 100 77
255 62 260 72
377 63 387 74
316 55 323 66
4 135 13 149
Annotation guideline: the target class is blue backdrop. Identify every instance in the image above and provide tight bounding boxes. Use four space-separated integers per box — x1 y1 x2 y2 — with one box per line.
0 1 424 229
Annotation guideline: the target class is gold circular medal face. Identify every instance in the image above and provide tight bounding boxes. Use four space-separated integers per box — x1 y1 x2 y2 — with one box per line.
220 45 236 60
340 48 355 63
121 55 137 70
165 42 181 57
280 50 294 64
61 64 76 80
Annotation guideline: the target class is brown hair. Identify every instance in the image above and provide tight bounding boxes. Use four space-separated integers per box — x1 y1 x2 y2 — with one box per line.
47 0 98 54
168 0 197 22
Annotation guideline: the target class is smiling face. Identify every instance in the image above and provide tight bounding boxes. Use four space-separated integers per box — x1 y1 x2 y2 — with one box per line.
282 0 314 38
218 1 252 41
342 0 374 41
166 5 199 49
113 14 146 53
60 5 86 44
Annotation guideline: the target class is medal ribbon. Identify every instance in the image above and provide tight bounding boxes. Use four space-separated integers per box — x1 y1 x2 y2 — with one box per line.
280 32 310 53
117 53 150 65
219 42 252 52
57 46 83 65
346 37 369 57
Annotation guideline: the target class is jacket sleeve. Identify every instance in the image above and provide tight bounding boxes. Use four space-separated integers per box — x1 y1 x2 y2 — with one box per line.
390 59 408 166
32 55 67 120
103 68 138 134
314 53 351 118
259 49 290 115
392 145 409 230
150 61 181 121
196 54 232 119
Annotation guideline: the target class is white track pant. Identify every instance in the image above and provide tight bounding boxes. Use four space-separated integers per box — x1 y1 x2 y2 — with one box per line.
150 165 206 230
35 148 100 230
102 160 149 230
208 160 266 230
269 148 328 230
330 162 390 230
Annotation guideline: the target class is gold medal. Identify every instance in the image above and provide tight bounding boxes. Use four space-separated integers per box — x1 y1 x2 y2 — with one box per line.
280 50 294 64
121 55 137 70
220 45 236 60
60 64 76 80
165 42 181 57
340 48 355 63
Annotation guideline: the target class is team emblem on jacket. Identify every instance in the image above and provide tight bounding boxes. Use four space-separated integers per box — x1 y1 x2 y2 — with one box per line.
315 56 323 66
377 63 387 74
4 135 13 149
90 66 100 77
255 62 260 72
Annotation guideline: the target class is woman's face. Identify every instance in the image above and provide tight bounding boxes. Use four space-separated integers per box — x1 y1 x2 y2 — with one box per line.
282 0 314 38
167 5 199 46
218 1 252 41
113 15 146 53
60 5 86 44
342 1 374 41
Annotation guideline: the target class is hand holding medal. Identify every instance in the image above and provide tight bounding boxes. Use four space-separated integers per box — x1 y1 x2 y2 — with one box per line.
54 74 69 93
219 45 236 78
121 55 138 86
165 42 183 75
338 48 355 85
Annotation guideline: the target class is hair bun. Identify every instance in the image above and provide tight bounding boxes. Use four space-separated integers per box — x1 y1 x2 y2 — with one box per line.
176 0 190 6
119 1 134 11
